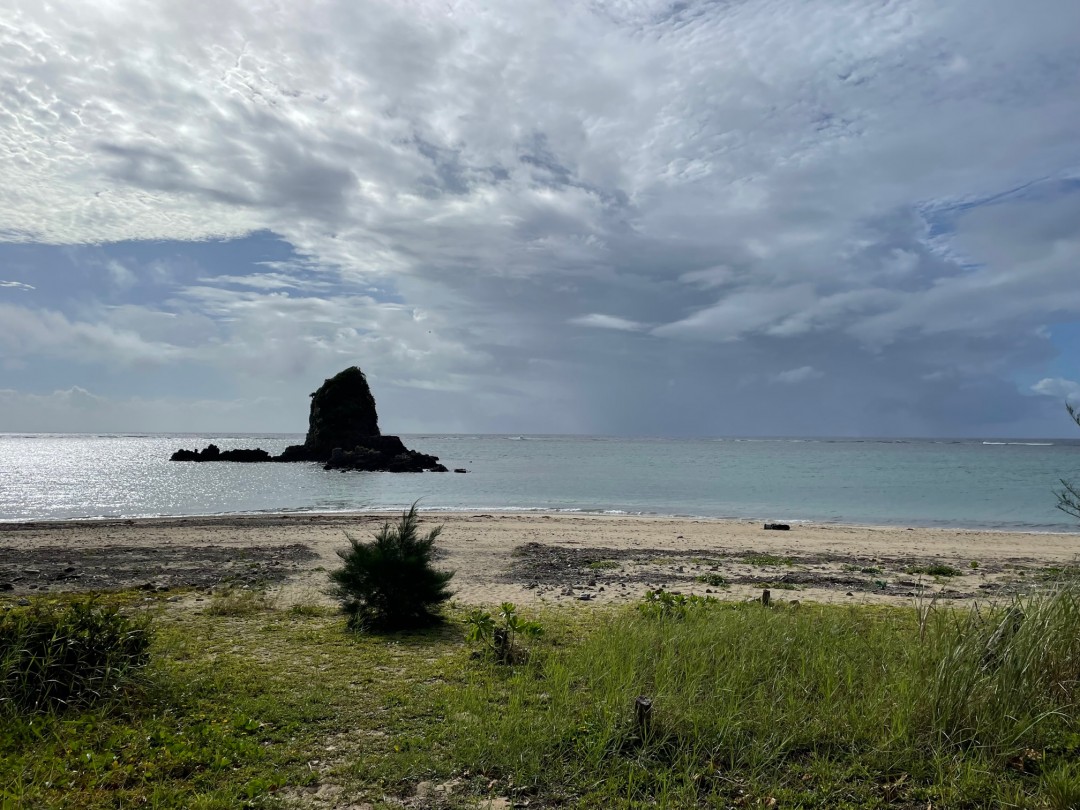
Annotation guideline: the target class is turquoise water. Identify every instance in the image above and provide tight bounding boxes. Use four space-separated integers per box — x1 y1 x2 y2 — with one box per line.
1 433 1079 530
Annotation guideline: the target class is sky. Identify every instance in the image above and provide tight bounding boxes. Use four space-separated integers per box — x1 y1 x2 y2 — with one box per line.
1 0 1079 438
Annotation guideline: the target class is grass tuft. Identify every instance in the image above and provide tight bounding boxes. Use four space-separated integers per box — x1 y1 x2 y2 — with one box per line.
695 573 728 587
1 598 151 713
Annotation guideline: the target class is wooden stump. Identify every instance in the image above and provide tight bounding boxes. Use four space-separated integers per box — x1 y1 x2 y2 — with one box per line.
761 589 771 606
634 695 653 735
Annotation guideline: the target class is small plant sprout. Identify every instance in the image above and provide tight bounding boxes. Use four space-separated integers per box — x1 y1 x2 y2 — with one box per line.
466 603 543 664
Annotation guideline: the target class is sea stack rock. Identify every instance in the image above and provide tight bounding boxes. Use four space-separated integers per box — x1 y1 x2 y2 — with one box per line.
172 366 447 472
304 366 380 458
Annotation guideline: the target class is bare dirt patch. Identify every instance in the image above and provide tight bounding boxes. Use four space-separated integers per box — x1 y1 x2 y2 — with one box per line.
504 542 1038 602
0 543 317 595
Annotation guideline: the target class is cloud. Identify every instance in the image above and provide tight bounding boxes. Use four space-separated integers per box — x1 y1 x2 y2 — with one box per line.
570 313 650 332
0 0 1078 436
0 386 285 433
0 280 34 290
772 366 824 384
0 302 181 366
1032 377 1080 404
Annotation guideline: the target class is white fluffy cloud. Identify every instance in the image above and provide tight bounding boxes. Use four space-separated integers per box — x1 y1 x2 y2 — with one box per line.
1 0 1079 435
1032 378 1080 404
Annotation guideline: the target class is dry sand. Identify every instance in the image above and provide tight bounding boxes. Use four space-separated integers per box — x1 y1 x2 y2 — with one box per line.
3 512 1080 608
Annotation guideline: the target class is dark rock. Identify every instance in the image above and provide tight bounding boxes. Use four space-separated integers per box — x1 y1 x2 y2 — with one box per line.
764 522 791 531
303 366 380 458
454 468 468 473
0 583 11 591
323 439 445 473
171 445 272 462
171 366 448 472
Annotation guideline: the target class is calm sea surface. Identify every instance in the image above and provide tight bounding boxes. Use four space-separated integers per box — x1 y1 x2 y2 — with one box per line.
1 433 1079 531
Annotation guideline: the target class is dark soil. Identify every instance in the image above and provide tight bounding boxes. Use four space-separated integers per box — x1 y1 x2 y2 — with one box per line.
504 542 1032 600
0 544 318 596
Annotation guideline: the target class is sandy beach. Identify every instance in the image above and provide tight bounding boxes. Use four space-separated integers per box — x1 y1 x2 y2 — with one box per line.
3 512 1079 608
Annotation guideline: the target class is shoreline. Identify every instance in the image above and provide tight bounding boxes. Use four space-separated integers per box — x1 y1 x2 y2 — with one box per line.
3 511 1079 608
2 508 1079 536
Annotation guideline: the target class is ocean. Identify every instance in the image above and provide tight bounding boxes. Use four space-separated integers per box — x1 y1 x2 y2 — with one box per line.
1 433 1079 531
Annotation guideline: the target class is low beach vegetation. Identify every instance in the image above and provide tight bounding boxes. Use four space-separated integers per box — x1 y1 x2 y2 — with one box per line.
1056 404 1080 521
465 602 543 664
1 597 150 714
695 573 729 587
4 585 1080 807
330 502 454 631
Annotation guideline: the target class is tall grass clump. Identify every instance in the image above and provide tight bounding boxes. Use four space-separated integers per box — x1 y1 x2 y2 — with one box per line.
922 585 1080 753
330 503 453 631
447 586 1080 806
0 599 151 713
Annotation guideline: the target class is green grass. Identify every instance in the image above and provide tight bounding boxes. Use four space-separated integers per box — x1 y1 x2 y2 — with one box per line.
4 587 1080 808
742 554 794 567
205 587 277 617
1038 565 1080 582
695 573 728 587
1 597 151 713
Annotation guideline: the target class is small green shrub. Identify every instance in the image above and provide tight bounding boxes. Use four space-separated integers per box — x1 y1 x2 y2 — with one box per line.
330 503 454 631
695 573 728 587
637 590 717 618
907 563 963 577
466 603 543 664
0 599 151 713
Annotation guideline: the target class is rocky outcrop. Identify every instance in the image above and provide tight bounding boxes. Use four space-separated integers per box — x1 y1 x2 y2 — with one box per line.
171 367 446 472
283 366 381 461
324 438 447 473
170 445 272 462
